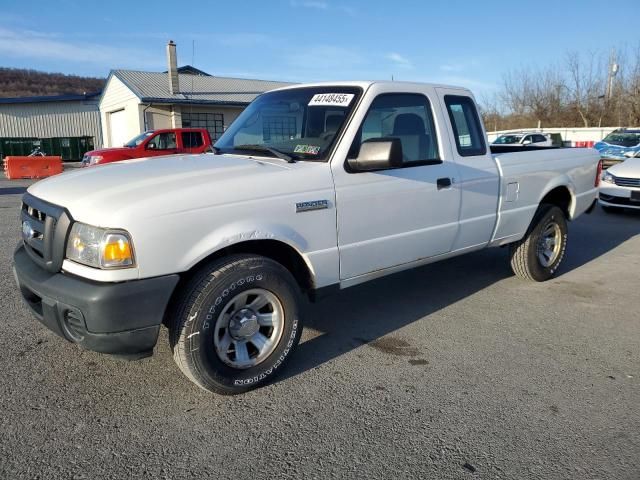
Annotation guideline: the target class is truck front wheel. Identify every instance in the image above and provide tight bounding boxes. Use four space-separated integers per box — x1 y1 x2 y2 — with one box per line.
169 255 303 395
509 204 568 282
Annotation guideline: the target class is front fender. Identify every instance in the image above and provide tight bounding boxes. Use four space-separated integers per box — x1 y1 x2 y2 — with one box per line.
180 220 317 277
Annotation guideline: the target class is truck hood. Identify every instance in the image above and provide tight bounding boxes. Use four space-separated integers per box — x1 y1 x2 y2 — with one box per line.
27 153 320 226
608 158 640 178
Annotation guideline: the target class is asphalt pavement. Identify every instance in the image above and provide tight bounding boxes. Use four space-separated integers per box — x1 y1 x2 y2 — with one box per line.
0 175 638 479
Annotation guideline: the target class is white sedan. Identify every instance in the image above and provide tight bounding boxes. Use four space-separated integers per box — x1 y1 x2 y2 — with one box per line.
492 132 552 147
599 155 640 212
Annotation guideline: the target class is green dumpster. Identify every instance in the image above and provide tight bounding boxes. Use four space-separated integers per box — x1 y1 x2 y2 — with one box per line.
0 136 95 161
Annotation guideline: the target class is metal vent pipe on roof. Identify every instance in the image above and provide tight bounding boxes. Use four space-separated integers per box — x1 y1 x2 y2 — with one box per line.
167 40 179 94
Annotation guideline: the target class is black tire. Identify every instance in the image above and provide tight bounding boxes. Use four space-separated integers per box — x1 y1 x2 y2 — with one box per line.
169 255 303 395
509 204 568 282
601 205 622 214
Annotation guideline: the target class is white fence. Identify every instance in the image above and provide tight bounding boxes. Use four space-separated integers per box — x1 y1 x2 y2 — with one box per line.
486 127 638 147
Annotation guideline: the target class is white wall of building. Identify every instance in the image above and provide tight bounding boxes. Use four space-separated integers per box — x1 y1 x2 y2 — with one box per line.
143 105 174 130
99 75 142 147
0 100 101 141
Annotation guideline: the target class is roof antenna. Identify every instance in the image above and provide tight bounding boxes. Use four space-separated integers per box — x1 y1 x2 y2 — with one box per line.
391 74 394 81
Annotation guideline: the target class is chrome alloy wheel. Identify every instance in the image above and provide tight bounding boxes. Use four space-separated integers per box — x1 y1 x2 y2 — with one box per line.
213 289 284 369
536 221 562 267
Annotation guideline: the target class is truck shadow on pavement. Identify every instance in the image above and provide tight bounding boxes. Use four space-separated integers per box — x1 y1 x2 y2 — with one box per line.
277 209 640 383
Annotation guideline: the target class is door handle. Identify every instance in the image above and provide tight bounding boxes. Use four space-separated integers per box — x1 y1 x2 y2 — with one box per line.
437 177 452 190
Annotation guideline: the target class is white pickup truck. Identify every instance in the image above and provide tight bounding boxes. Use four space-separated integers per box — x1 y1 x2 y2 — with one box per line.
13 81 601 394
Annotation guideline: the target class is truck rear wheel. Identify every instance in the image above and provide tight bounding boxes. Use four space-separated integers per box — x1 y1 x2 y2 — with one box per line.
169 255 303 395
509 204 567 282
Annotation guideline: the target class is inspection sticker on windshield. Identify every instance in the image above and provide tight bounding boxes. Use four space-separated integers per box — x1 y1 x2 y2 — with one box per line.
294 144 321 155
308 93 354 107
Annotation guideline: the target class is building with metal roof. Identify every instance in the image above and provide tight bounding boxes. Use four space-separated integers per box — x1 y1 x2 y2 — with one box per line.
0 92 101 160
99 41 292 147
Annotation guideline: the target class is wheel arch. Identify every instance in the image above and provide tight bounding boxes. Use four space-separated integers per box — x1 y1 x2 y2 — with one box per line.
173 238 316 301
538 183 575 219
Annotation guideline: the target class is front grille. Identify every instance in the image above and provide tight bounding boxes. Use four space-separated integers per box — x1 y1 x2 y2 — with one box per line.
21 203 50 259
614 176 640 188
21 193 72 273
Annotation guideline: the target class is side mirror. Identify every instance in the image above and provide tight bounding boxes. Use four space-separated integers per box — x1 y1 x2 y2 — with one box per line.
348 138 403 171
522 139 532 145
146 142 156 150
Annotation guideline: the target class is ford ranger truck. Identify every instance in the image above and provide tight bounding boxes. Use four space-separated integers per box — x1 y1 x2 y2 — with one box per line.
13 82 601 395
81 128 213 166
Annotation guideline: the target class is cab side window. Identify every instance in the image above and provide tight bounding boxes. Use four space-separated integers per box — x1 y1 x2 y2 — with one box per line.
182 132 204 148
148 132 177 150
352 93 440 165
444 95 486 157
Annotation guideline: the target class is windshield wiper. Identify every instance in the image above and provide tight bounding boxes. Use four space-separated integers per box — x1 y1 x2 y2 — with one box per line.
232 144 296 163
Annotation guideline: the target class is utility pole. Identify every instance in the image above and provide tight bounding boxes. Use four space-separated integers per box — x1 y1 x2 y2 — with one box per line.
606 49 619 102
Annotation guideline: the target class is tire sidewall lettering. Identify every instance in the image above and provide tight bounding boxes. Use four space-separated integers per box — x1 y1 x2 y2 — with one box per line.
233 318 299 386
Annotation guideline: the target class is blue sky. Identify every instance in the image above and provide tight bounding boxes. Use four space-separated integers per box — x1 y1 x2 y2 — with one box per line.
0 0 638 97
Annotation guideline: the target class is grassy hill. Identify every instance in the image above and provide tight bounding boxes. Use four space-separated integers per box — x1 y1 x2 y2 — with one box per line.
0 67 105 98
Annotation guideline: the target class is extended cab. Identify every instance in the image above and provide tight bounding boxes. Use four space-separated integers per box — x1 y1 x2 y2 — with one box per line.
13 81 600 395
81 128 212 166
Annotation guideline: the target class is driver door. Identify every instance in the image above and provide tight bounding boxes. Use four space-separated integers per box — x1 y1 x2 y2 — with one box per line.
331 87 461 280
144 132 178 157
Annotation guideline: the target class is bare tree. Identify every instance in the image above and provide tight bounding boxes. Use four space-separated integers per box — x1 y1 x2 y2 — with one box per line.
565 50 606 127
487 45 640 131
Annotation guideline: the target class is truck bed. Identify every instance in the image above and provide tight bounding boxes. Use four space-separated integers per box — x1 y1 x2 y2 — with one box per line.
489 147 599 246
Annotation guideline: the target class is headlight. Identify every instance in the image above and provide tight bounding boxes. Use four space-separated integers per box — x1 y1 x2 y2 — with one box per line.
87 155 103 166
602 171 615 184
66 222 135 269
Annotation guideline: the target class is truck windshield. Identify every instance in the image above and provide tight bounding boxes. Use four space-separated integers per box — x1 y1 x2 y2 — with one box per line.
214 86 362 161
601 132 640 147
124 132 154 148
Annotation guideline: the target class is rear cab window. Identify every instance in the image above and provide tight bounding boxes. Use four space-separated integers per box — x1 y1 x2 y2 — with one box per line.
444 95 486 156
182 131 204 148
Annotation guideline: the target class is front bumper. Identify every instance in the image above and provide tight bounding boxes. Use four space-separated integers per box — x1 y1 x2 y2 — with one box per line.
599 194 640 209
13 244 179 358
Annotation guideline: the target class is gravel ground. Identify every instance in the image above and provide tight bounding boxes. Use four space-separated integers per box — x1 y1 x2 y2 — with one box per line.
0 175 639 479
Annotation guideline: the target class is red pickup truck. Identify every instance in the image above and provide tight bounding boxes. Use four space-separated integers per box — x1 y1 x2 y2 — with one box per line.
82 128 213 166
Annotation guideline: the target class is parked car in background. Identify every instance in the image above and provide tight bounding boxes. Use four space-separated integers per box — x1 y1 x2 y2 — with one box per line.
594 128 640 168
599 155 640 212
492 132 552 147
81 128 212 166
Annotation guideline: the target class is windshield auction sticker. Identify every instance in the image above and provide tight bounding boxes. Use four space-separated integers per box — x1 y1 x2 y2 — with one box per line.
308 93 354 107
294 145 321 155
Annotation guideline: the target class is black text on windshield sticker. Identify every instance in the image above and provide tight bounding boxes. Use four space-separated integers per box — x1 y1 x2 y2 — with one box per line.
294 145 321 155
308 93 354 107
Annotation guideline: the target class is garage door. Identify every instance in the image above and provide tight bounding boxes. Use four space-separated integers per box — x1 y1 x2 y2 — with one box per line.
108 109 128 147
